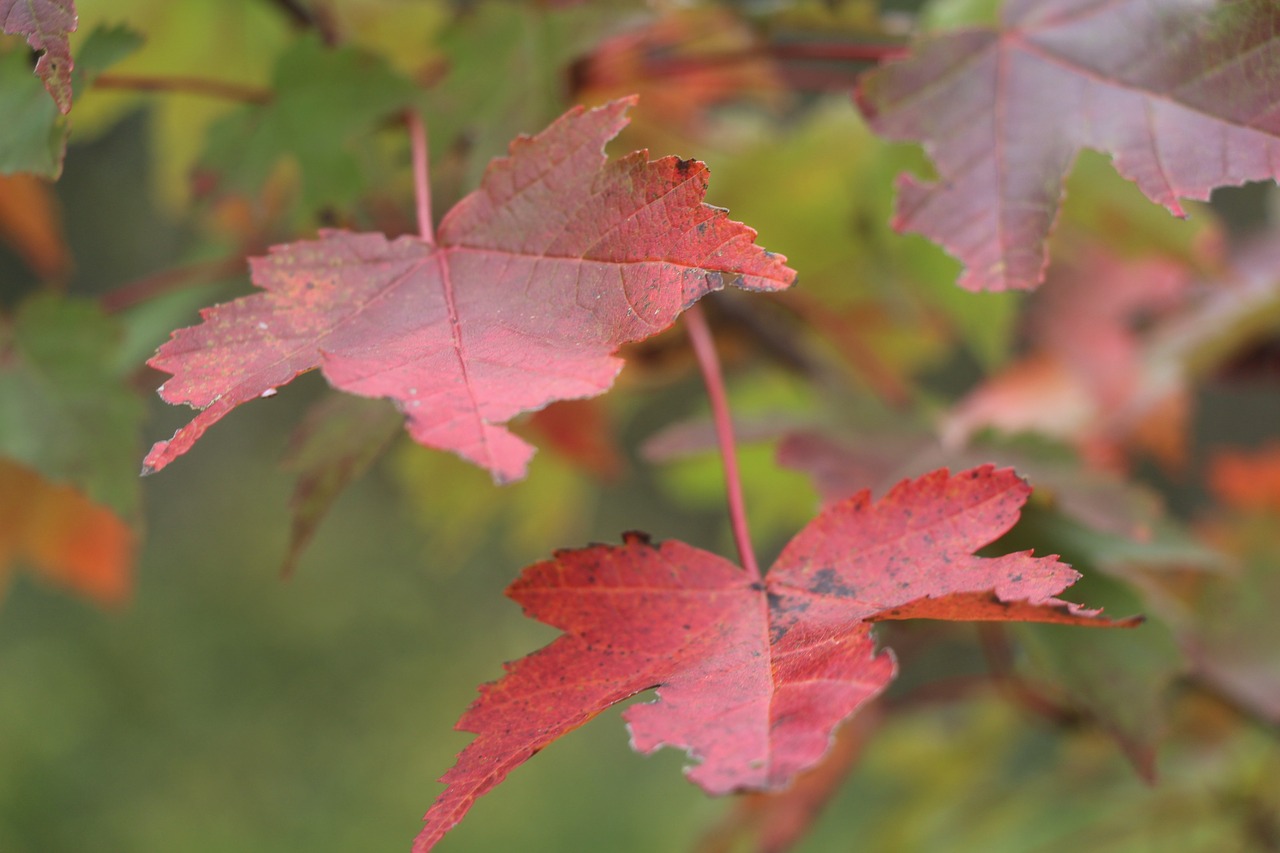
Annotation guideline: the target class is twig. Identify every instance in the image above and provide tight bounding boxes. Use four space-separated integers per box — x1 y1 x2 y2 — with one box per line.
100 256 246 315
639 40 909 82
93 74 272 104
685 302 761 580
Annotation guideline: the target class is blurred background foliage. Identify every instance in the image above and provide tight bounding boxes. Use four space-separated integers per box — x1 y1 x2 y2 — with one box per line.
2 0 1279 851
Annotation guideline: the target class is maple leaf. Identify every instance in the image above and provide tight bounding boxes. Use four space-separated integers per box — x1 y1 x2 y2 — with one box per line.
414 466 1137 851
1 0 76 113
855 0 1280 291
144 97 795 482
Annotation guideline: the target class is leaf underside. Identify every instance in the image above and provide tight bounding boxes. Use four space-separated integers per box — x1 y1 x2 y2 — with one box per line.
856 0 1280 291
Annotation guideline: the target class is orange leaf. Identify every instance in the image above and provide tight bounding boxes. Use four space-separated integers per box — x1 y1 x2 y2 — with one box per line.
1208 443 1280 514
0 458 133 605
0 174 72 281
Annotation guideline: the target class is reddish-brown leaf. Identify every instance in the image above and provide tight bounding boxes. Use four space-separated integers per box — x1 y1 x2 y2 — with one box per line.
855 0 1280 291
144 98 795 482
414 466 1136 851
1 0 76 113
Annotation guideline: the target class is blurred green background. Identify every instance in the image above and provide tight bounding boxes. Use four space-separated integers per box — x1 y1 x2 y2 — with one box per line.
3 2 1280 852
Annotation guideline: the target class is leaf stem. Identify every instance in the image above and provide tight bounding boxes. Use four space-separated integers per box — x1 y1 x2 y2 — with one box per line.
637 40 909 81
93 74 272 104
685 302 761 580
407 110 434 245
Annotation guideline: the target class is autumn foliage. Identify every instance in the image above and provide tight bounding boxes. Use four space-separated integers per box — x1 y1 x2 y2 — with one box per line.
4 1 1280 851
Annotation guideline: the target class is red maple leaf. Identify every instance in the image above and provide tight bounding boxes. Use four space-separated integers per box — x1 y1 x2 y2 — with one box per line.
855 0 1280 291
414 466 1137 851
1 0 77 113
143 98 795 482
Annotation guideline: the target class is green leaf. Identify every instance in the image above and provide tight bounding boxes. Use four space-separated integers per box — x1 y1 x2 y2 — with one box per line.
0 294 144 518
200 33 422 214
0 24 143 178
280 394 402 577
920 0 1002 30
0 49 64 176
993 504 1196 778
70 0 290 208
423 3 604 189
1013 505 1224 577
1059 151 1222 271
1181 531 1280 724
710 100 1017 376
1016 574 1185 780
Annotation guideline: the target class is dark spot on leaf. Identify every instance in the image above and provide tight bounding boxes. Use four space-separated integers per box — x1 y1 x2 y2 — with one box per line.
810 568 857 598
675 158 695 175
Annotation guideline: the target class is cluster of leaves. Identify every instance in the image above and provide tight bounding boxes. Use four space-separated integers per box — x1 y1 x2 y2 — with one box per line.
3 0 1280 851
